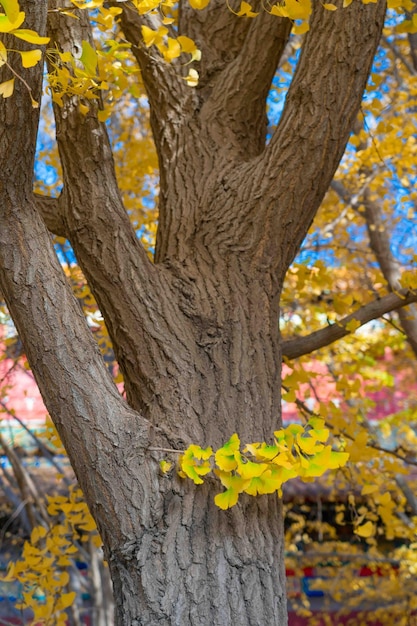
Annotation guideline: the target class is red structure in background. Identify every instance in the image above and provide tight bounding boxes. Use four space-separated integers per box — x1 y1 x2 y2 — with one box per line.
0 357 46 425
1 348 414 430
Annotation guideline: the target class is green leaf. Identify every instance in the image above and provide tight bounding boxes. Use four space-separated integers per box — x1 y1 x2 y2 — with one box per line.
215 433 240 471
80 40 97 75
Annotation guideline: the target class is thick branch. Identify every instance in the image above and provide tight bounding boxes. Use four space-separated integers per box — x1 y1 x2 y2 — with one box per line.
258 0 387 273
198 12 292 158
116 3 194 150
47 1 189 415
0 0 154 550
34 192 67 238
282 290 417 360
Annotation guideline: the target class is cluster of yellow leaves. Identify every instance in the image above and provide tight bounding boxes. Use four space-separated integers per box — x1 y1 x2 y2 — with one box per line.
3 486 99 625
141 26 201 85
0 0 49 105
178 418 349 509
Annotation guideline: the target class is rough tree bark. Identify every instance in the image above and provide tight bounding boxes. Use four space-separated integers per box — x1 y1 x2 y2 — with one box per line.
0 0 386 624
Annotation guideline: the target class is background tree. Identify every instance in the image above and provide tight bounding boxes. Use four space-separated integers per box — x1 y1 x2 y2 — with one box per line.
4 0 417 624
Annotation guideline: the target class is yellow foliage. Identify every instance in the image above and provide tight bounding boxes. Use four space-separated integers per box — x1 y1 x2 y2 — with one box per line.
179 420 349 509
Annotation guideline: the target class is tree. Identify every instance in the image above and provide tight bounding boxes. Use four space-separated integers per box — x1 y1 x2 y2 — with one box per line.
4 0 415 623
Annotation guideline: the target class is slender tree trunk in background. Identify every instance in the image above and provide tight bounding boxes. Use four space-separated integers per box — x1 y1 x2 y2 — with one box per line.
0 0 385 623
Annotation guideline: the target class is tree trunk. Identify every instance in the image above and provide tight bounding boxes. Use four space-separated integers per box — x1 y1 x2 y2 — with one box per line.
0 0 386 624
108 487 285 625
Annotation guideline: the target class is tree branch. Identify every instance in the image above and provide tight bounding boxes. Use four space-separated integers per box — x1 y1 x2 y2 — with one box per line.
332 178 417 358
46 1 189 414
0 0 158 549
258 0 387 273
197 10 292 158
116 2 194 150
282 290 417 359
34 192 67 238
362 189 417 358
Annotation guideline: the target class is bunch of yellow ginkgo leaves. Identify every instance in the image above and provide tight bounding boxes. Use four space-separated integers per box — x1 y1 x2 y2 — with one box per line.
178 417 349 509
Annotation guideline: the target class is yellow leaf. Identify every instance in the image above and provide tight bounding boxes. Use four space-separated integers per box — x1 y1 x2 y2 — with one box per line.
177 35 201 62
159 459 173 474
12 29 50 44
323 3 337 9
141 25 167 48
293 21 310 34
0 77 15 98
0 0 21 22
184 68 199 86
238 460 268 480
20 48 42 68
0 40 7 66
188 0 210 9
79 102 89 115
0 8 24 33
98 108 111 122
356 521 375 538
56 591 76 610
215 434 240 471
345 318 361 332
361 484 379 495
30 525 48 544
343 0 353 5
236 1 259 16
214 488 239 510
270 0 311 20
135 0 162 12
244 469 284 496
163 37 181 62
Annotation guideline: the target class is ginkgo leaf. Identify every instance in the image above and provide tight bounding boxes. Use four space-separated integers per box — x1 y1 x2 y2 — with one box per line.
0 40 7 66
12 29 50 44
270 0 311 20
20 48 42 68
0 0 20 22
159 459 173 474
162 38 181 62
141 25 168 48
80 40 97 74
184 68 199 86
323 3 337 9
214 488 240 510
188 0 210 9
214 470 250 492
238 460 268 480
55 591 76 610
30 525 47 544
215 433 240 471
237 1 259 17
356 521 375 538
0 77 15 98
0 7 24 33
177 36 201 62
244 469 284 496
